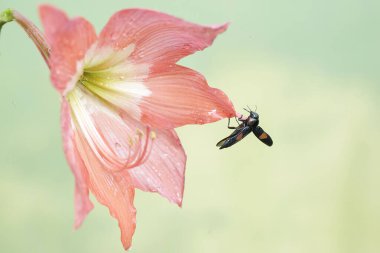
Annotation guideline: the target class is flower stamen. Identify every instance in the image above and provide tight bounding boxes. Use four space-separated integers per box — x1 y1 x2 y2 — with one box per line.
125 127 153 169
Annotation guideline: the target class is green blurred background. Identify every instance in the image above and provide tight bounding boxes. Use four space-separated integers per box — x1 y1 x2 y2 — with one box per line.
1 0 379 252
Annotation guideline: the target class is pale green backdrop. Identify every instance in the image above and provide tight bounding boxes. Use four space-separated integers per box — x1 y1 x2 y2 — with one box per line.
0 0 379 252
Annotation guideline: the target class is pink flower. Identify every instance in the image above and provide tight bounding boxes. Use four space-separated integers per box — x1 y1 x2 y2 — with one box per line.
9 5 236 250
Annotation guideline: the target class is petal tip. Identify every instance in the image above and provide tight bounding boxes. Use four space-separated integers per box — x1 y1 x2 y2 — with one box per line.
38 4 68 20
73 202 94 229
213 22 230 34
38 4 54 12
120 222 136 250
73 221 82 230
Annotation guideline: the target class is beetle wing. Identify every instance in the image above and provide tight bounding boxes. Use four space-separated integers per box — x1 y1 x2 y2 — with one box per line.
253 126 273 146
216 136 230 147
216 125 244 146
217 125 252 149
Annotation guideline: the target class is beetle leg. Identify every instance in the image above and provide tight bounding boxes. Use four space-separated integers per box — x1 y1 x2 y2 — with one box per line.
228 118 237 129
236 113 248 121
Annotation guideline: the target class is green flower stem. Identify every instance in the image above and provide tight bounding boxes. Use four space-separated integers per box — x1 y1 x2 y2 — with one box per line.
1 9 51 68
0 9 14 31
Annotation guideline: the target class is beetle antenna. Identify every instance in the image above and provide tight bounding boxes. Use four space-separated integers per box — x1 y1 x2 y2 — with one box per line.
254 105 257 112
243 108 250 113
247 105 252 112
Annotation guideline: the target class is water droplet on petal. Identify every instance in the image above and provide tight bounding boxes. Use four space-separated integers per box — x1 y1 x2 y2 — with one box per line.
111 33 118 41
183 43 191 50
114 142 125 156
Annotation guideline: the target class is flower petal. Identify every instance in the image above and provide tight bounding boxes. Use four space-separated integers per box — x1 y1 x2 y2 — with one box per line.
61 99 93 228
74 129 136 250
98 8 228 65
80 44 151 120
46 14 97 94
139 65 236 128
128 129 186 206
68 86 152 172
38 5 69 44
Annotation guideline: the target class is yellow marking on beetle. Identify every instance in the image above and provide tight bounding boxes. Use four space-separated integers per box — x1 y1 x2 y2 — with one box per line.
259 133 268 139
236 133 244 141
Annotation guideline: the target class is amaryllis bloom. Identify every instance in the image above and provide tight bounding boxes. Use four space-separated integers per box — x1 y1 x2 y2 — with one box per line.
3 5 236 250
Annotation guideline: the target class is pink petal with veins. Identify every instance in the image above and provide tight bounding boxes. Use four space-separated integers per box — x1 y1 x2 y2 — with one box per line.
98 8 228 65
128 128 186 206
40 8 97 94
34 5 236 250
140 65 236 128
61 100 93 228
69 87 152 172
74 130 136 250
39 5 69 44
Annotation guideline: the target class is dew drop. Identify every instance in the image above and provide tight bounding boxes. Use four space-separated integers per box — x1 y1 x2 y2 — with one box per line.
114 142 124 155
111 33 118 41
182 43 191 50
138 50 145 58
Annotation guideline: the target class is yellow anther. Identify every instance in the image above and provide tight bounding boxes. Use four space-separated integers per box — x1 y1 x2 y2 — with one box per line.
128 136 134 146
150 131 157 139
136 128 144 136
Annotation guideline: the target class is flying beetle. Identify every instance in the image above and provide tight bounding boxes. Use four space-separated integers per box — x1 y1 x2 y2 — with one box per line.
216 107 273 149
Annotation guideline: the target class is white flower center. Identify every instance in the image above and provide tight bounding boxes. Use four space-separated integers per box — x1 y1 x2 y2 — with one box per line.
66 44 154 171
75 44 151 119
